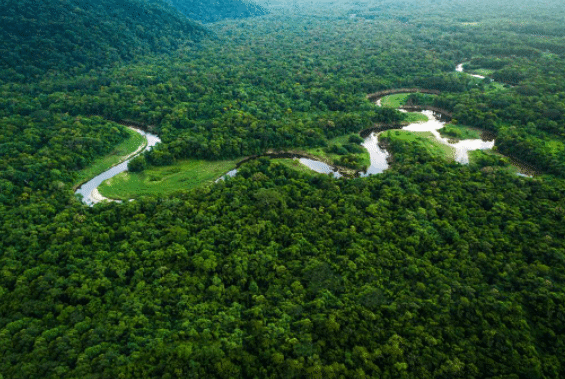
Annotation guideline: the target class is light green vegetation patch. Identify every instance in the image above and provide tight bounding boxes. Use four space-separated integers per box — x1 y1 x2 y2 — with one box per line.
74 127 146 187
380 93 413 108
403 112 429 123
304 133 370 170
487 81 507 91
470 68 494 76
383 130 455 161
460 74 506 92
468 149 534 176
380 93 438 109
275 159 330 176
541 51 559 59
98 159 239 200
439 124 481 140
543 139 565 155
469 149 505 165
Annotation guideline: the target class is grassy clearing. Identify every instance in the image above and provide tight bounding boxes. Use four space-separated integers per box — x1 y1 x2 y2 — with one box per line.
542 139 565 154
383 130 455 161
469 149 506 165
469 68 494 76
381 93 438 109
324 134 353 145
468 150 521 174
487 81 507 92
456 73 507 92
439 124 481 140
275 158 327 176
468 149 540 177
303 133 370 169
74 127 146 187
98 159 239 200
380 93 412 108
403 112 429 123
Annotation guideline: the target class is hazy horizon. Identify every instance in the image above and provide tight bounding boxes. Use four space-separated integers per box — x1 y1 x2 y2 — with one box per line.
253 0 565 17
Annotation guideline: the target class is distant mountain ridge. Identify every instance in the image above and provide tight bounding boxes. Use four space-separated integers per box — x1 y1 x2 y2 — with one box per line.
0 0 207 80
164 0 268 23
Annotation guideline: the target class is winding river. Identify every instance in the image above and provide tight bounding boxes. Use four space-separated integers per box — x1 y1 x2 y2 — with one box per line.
78 62 530 204
75 128 161 205
360 110 495 173
358 62 532 177
360 132 389 176
402 110 494 164
218 107 496 180
216 157 343 182
456 63 486 79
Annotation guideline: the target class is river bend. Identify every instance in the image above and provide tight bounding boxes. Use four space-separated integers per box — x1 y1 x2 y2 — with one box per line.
75 128 161 205
77 63 527 203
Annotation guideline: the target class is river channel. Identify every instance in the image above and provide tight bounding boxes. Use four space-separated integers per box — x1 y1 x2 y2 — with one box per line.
78 63 529 204
360 109 495 174
456 63 486 79
219 109 495 180
75 128 161 205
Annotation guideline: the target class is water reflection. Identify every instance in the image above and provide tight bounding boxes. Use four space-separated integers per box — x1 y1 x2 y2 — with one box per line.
215 169 239 182
360 110 499 176
299 158 342 178
360 132 389 176
401 110 494 164
456 63 486 79
75 128 161 205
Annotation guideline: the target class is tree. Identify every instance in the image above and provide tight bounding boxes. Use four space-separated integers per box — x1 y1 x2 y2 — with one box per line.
128 155 147 172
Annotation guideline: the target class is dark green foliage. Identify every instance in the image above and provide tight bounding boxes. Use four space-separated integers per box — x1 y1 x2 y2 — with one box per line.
336 153 365 169
437 55 565 175
470 151 507 168
1 156 565 378
0 114 128 205
0 0 207 79
467 57 511 70
327 143 365 156
165 0 268 23
2 1 565 378
491 67 527 85
327 144 349 155
405 93 436 106
128 155 148 172
348 134 365 144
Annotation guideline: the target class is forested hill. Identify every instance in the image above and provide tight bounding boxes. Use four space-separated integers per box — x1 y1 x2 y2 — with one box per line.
164 0 268 23
0 0 207 81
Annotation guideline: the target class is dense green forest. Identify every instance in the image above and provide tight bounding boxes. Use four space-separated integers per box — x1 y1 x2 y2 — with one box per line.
165 0 268 23
1 0 565 377
0 0 207 80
